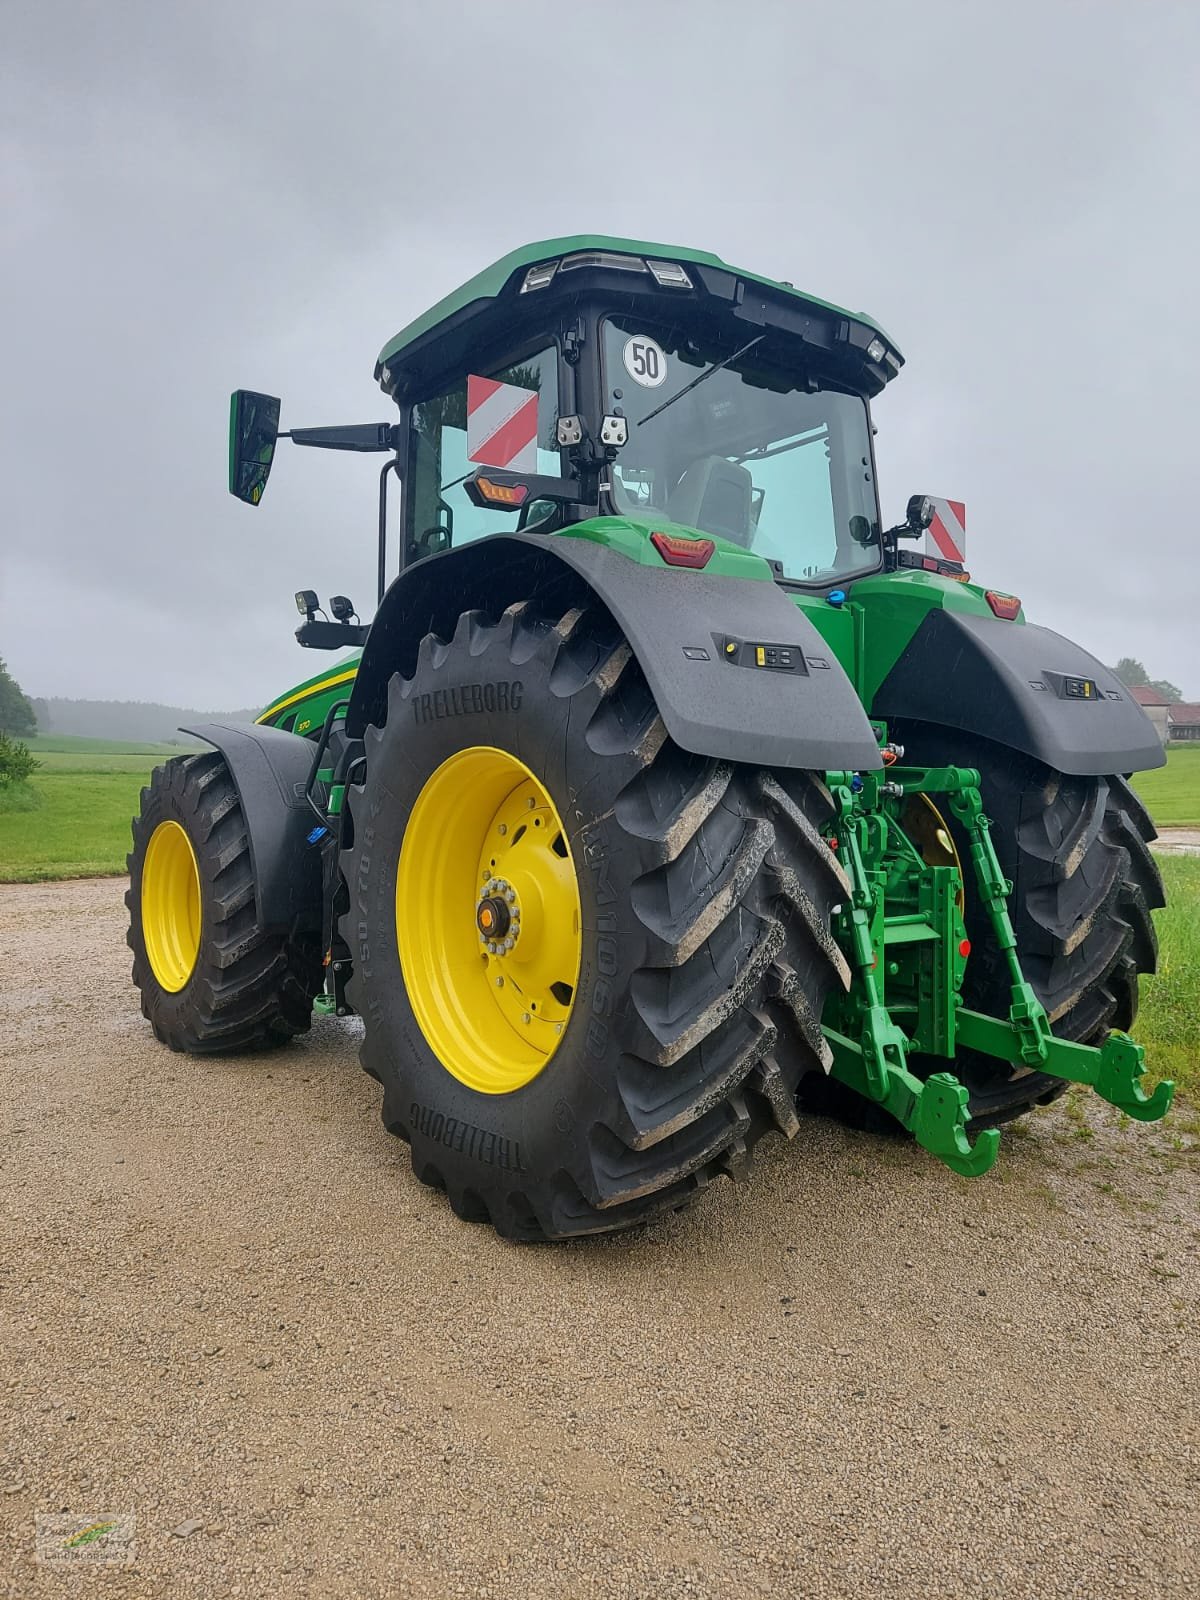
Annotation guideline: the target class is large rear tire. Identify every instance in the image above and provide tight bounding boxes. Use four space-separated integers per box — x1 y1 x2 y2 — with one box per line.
341 600 850 1240
897 726 1164 1124
127 753 324 1052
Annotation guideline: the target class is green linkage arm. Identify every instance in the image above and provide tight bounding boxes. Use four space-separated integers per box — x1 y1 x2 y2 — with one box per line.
825 1030 1000 1178
956 1010 1174 1122
824 777 999 1178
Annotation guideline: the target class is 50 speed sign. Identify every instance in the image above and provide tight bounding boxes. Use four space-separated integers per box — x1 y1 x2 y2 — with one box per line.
622 335 668 388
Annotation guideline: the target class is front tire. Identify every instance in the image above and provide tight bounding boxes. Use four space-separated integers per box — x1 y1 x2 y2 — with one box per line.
342 600 850 1240
127 753 324 1052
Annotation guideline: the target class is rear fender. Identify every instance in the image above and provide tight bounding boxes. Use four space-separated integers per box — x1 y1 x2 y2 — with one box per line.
347 534 883 772
873 610 1166 775
180 721 324 932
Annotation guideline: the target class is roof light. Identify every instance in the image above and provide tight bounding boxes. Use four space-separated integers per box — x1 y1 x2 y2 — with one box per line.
647 259 693 289
985 590 1022 620
559 251 648 274
866 337 887 364
520 260 559 293
295 589 319 619
473 476 529 507
650 531 715 569
906 493 935 529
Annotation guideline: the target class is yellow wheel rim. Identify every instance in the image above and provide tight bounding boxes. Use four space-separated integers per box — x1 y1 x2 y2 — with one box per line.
141 820 202 992
396 746 582 1094
901 793 966 912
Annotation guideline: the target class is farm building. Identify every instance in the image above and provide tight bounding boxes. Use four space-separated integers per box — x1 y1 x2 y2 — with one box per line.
1167 702 1200 742
1128 684 1170 744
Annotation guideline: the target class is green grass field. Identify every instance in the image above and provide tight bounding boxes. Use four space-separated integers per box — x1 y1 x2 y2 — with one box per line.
1135 855 1200 1104
23 732 191 772
0 736 190 881
1133 744 1200 827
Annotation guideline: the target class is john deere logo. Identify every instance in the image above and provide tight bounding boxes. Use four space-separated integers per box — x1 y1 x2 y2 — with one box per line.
35 1512 135 1566
66 1521 119 1548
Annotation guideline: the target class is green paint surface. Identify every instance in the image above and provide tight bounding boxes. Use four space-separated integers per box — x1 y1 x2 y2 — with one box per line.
256 655 360 734
794 571 1014 705
557 515 773 580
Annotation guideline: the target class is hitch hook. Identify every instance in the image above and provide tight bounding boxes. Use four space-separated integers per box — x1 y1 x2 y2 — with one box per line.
911 1073 1001 1179
1095 1033 1175 1122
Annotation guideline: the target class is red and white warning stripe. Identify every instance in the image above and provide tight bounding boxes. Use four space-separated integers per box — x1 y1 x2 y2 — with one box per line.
925 497 966 562
467 374 539 473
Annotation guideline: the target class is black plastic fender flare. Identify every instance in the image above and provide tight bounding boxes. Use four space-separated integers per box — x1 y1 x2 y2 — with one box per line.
179 721 324 932
347 534 884 772
874 610 1166 776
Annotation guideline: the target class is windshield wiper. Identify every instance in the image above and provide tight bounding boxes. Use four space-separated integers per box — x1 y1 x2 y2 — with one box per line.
735 427 829 466
636 334 765 428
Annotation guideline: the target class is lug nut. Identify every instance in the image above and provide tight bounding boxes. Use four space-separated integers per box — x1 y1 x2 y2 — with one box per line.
498 823 507 836
495 977 504 988
523 1012 531 1024
503 936 514 951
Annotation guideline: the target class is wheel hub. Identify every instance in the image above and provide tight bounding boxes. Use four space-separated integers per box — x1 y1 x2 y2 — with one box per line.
476 881 518 950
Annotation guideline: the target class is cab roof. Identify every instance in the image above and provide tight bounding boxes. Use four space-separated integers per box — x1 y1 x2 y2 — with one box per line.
375 234 900 389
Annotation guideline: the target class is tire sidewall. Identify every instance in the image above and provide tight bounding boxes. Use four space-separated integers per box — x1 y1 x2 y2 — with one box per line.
347 624 653 1201
128 762 214 1036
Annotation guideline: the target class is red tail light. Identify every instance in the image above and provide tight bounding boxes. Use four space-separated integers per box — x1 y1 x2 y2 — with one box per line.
650 531 715 569
985 590 1022 620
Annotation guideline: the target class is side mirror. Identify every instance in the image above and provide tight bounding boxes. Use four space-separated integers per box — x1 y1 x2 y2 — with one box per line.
228 390 281 505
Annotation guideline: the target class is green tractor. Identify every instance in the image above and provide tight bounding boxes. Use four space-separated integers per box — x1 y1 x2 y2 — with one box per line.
127 235 1171 1239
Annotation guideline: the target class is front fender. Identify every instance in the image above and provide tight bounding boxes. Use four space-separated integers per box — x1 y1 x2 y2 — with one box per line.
347 533 883 772
180 721 324 931
872 610 1165 775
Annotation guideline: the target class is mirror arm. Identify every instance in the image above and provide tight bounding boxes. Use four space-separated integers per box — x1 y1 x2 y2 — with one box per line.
378 457 400 603
282 423 402 453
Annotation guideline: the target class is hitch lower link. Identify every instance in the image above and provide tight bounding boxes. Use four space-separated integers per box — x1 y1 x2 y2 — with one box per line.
822 767 1172 1180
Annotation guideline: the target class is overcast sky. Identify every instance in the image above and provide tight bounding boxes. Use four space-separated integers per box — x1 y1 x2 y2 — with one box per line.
3 0 1197 711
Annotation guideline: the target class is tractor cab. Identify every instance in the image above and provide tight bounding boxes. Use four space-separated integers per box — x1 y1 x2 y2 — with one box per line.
374 237 902 588
230 236 908 608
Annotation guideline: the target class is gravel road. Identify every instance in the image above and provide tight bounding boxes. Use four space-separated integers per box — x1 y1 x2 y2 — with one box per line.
2 878 1197 1599
1155 827 1200 856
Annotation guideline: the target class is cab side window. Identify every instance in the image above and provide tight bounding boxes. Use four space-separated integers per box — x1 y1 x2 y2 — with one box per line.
409 346 562 561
